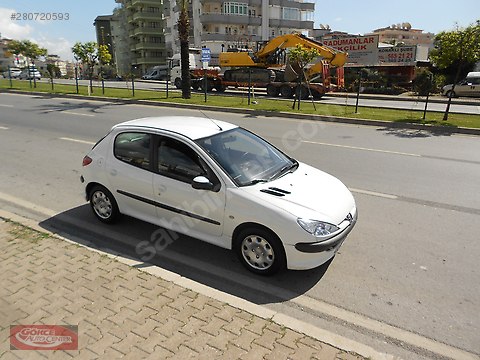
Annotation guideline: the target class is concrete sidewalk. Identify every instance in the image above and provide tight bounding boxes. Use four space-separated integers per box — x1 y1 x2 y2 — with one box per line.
0 218 370 359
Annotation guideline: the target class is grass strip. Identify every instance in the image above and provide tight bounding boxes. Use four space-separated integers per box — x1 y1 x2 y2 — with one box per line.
2 79 479 129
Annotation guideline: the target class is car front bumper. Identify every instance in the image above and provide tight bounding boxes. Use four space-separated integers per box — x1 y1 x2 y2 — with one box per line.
285 208 358 270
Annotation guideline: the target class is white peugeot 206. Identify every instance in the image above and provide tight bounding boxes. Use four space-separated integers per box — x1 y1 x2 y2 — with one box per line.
81 117 357 275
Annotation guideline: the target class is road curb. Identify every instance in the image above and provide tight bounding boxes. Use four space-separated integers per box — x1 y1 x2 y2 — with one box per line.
2 88 480 136
0 208 397 360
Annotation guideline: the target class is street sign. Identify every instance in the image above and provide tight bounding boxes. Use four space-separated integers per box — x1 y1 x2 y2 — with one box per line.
201 48 211 62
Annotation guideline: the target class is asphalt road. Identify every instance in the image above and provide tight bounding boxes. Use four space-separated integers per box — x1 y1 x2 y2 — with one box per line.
35 78 480 115
0 92 479 360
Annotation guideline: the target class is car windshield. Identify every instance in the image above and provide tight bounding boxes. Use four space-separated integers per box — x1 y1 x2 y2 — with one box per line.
196 127 297 187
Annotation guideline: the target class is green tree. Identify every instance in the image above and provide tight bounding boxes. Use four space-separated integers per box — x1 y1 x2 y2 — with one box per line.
287 45 320 109
429 20 480 120
7 40 47 87
412 69 433 96
72 42 112 93
177 0 191 99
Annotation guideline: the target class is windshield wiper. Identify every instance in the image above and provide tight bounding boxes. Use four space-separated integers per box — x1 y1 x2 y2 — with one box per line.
270 161 299 180
242 179 269 186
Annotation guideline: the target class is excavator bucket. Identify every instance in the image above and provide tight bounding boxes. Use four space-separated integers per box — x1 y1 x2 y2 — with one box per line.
284 63 301 82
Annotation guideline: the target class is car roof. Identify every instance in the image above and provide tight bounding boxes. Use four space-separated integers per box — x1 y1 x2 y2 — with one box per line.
113 116 238 140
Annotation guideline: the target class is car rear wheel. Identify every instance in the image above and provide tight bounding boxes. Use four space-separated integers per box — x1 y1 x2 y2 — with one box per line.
89 185 119 224
446 90 456 98
234 227 286 275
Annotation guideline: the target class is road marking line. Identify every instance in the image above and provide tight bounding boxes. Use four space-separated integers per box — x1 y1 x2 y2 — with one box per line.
59 137 95 145
349 188 398 200
63 111 95 117
0 104 14 108
43 109 94 117
0 126 9 130
302 140 421 157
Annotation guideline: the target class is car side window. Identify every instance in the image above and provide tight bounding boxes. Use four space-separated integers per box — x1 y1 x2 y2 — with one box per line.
114 132 151 170
157 137 206 183
470 77 480 85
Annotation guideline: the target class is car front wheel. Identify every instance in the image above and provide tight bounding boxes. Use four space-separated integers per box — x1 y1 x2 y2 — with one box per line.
89 185 119 224
234 227 286 275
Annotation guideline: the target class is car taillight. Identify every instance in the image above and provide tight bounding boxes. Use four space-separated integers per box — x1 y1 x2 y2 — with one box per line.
82 155 93 166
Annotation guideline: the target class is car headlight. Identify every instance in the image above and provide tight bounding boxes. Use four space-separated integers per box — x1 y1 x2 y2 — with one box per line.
297 218 339 238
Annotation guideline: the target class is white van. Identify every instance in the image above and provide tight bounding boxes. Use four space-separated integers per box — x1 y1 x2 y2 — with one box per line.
442 72 480 97
141 65 169 80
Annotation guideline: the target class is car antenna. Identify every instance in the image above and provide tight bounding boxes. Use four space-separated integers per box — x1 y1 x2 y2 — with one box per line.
199 110 222 131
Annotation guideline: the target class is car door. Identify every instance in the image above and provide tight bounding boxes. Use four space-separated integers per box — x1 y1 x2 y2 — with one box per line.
455 79 470 96
152 134 226 243
105 131 157 223
466 77 480 97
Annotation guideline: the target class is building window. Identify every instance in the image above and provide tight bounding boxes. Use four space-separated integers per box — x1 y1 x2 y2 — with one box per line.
301 10 314 21
223 2 248 16
146 7 160 13
282 7 299 21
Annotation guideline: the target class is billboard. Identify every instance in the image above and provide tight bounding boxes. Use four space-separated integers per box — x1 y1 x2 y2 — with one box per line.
377 46 417 66
323 35 379 67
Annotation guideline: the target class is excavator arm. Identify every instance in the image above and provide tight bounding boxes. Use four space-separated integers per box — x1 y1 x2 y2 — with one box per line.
256 33 347 67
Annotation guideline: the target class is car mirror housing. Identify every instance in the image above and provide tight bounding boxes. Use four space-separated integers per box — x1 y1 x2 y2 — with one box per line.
191 176 214 191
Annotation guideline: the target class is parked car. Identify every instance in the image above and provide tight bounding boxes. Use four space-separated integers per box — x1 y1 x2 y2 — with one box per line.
81 117 357 275
18 68 41 80
442 72 480 97
2 67 22 78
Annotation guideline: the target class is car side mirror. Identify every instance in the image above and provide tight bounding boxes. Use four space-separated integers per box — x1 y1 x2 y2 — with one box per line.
192 176 214 191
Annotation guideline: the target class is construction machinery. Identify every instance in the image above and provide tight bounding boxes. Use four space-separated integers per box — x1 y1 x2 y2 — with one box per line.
219 33 347 99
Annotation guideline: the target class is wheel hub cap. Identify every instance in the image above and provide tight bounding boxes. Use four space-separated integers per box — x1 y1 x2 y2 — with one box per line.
241 235 274 270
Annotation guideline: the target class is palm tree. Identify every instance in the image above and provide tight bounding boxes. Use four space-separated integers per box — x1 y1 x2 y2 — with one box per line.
177 0 191 99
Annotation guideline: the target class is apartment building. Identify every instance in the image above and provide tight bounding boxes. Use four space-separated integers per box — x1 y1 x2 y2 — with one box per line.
111 0 167 74
368 23 434 48
165 0 315 61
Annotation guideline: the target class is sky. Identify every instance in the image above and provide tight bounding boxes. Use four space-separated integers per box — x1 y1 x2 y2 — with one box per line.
0 0 478 60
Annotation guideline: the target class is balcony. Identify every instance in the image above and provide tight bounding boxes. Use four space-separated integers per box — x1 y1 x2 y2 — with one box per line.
131 0 161 6
200 0 262 5
200 13 261 26
269 19 314 30
269 0 314 10
135 42 165 51
202 33 262 42
133 27 163 36
135 55 166 65
132 11 162 21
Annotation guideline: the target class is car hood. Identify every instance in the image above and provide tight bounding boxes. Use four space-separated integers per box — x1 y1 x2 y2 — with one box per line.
241 162 356 225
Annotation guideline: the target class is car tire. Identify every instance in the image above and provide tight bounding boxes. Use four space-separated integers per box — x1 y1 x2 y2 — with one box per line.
234 226 286 275
446 90 456 98
174 77 182 89
89 185 120 224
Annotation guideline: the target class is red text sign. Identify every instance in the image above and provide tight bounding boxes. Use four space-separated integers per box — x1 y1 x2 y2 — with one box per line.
10 325 78 350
